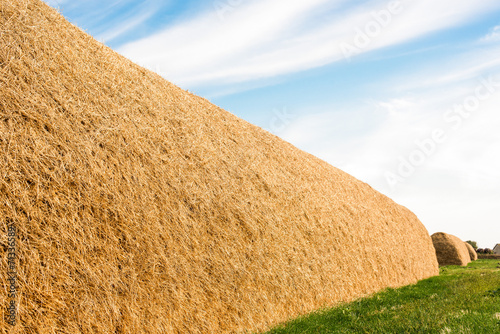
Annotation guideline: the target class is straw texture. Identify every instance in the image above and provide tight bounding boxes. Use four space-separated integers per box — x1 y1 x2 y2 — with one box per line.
0 0 439 333
431 233 471 267
464 242 478 261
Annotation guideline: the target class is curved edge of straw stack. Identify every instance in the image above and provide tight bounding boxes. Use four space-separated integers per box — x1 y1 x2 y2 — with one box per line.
431 232 471 266
464 242 478 261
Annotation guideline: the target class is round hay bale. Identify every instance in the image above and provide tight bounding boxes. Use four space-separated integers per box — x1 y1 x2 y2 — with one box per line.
464 242 478 261
0 1 439 332
431 232 471 266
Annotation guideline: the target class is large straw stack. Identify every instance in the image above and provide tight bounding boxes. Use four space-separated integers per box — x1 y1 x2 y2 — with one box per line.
0 1 439 333
431 233 471 266
464 242 478 261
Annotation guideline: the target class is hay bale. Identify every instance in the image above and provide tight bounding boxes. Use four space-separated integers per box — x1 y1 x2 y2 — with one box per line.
464 242 478 261
0 1 439 333
431 233 471 266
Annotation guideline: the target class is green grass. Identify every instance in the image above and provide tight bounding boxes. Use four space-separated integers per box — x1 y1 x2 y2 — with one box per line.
264 260 500 334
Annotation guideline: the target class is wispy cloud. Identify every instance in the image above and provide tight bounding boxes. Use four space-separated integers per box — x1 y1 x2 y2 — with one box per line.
94 4 159 44
117 0 500 90
118 0 340 86
481 25 500 43
44 0 165 45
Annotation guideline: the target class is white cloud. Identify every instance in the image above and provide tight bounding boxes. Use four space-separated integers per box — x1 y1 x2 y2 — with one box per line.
481 25 500 43
44 0 163 45
117 0 500 89
379 44 500 98
119 0 341 86
95 4 159 43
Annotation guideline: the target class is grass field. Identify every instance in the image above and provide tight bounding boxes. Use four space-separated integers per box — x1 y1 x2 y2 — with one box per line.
264 260 500 334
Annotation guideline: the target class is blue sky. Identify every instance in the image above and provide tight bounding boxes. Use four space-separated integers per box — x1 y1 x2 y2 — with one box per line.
45 0 500 249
